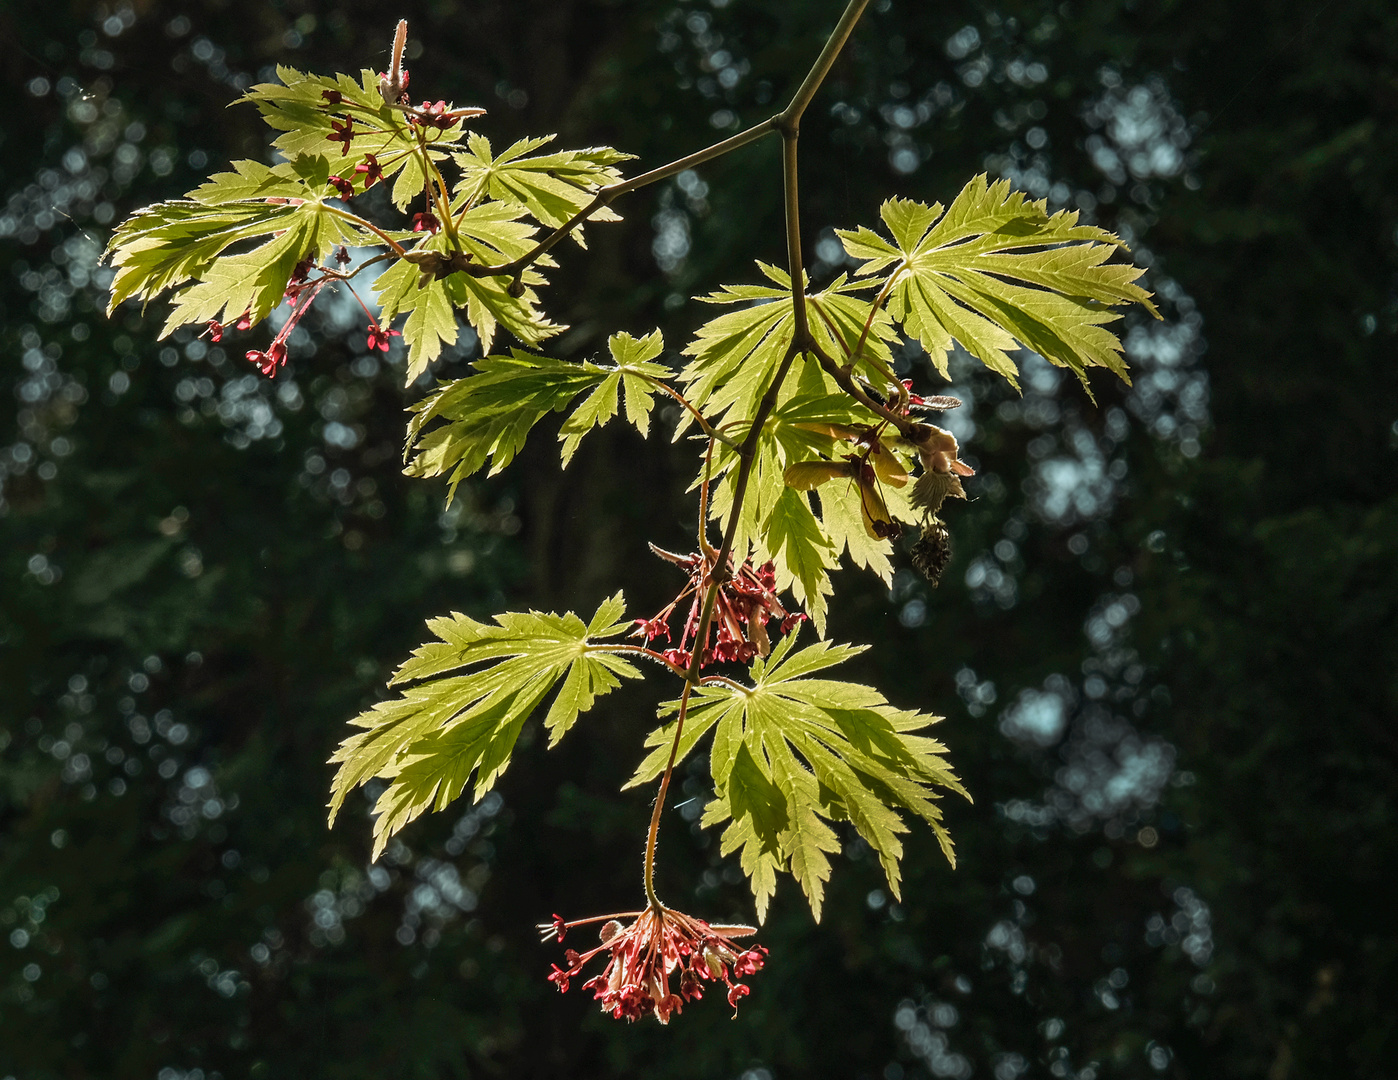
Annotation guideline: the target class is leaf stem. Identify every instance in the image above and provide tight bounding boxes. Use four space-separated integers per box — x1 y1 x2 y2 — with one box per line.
589 644 690 679
641 376 740 449
640 0 871 913
323 204 409 257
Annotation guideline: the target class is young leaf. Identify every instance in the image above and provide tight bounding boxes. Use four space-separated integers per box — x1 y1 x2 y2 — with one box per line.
837 175 1158 390
559 331 672 464
242 65 468 190
452 134 633 242
104 161 363 325
157 209 353 336
627 632 968 921
328 594 640 858
700 357 890 632
679 264 898 436
406 350 614 496
408 334 673 495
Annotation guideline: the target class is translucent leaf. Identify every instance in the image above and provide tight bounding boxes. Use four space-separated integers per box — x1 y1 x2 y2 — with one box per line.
373 212 562 383
409 333 673 496
628 632 968 921
836 176 1158 391
104 161 362 325
243 65 469 188
329 595 641 858
452 133 632 241
405 350 613 498
559 331 671 463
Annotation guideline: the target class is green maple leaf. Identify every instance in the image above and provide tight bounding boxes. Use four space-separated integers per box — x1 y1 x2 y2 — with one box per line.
699 357 889 632
373 209 562 383
104 153 379 337
680 264 897 432
406 350 612 496
329 594 640 859
406 334 671 498
242 65 469 196
836 175 1158 392
452 134 633 243
625 631 968 922
158 207 359 336
559 330 672 464
104 157 367 323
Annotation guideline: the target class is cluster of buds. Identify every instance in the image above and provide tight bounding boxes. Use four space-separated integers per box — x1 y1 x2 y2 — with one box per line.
634 545 804 669
542 907 766 1023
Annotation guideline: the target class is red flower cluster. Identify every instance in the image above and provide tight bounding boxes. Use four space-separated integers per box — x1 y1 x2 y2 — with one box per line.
411 211 440 234
634 545 804 669
542 907 766 1023
327 175 355 199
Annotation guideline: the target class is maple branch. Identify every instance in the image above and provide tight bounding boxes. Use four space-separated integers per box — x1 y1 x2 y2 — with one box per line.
465 118 781 284
642 0 871 913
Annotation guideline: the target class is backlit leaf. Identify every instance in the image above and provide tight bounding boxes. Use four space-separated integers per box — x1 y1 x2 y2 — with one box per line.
628 631 968 920
328 595 640 858
836 175 1157 391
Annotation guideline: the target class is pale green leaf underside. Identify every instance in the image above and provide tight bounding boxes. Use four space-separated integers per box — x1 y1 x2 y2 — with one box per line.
329 594 639 859
626 631 968 922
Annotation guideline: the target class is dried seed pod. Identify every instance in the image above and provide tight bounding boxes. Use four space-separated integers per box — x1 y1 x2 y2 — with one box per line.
911 521 952 586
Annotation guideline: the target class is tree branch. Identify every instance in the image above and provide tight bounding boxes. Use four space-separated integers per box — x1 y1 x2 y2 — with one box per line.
641 0 872 912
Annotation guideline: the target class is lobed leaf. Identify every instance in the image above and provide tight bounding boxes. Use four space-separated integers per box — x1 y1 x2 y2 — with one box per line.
627 631 968 922
406 333 672 499
452 133 632 242
837 175 1158 392
329 594 640 859
242 65 470 194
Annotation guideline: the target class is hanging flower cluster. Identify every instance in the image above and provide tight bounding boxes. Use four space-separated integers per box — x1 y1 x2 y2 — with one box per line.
633 545 804 668
542 907 767 1023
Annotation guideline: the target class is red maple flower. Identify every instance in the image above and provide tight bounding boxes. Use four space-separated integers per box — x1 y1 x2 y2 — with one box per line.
353 153 384 189
633 545 804 669
321 89 343 106
366 321 400 352
245 341 287 377
411 211 440 234
206 307 254 344
541 907 766 1023
327 175 355 199
244 276 329 379
327 116 355 155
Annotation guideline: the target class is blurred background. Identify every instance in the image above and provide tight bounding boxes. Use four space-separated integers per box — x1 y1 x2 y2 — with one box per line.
1 1 1396 1077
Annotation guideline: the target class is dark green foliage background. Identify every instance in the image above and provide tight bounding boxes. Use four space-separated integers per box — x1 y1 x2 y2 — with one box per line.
1 1 1394 1077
